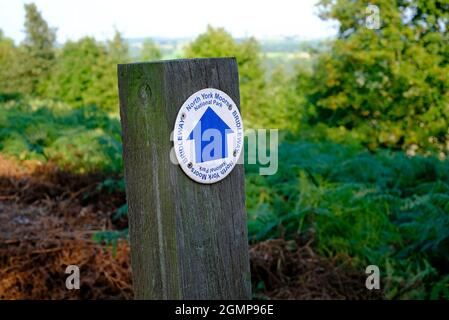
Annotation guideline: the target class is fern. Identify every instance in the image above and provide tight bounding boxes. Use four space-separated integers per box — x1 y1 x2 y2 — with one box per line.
245 133 449 299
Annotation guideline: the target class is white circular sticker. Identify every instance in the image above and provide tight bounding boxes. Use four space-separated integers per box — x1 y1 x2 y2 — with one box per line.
173 88 244 184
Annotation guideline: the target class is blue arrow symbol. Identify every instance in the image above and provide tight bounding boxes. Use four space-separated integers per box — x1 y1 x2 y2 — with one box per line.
187 107 233 163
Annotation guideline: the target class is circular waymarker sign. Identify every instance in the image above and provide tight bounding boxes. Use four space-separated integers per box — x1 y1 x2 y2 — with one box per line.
173 88 244 184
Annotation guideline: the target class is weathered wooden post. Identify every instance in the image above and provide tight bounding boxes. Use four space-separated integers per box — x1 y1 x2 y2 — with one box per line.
117 58 251 299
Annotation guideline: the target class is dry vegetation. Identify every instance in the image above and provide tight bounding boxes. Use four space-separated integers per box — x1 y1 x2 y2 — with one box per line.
0 155 375 299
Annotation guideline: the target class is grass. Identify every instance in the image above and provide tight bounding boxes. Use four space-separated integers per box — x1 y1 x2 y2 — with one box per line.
1 97 448 299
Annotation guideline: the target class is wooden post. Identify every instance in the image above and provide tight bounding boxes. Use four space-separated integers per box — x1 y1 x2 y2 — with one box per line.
117 58 251 299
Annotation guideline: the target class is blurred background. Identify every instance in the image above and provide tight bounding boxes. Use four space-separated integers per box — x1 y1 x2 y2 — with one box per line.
0 0 448 299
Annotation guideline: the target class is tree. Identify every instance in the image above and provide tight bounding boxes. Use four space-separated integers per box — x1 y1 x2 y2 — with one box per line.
0 30 20 95
96 30 130 111
299 0 449 154
140 39 162 61
46 37 109 108
185 26 271 129
19 3 56 95
45 29 130 111
266 66 302 131
107 29 129 64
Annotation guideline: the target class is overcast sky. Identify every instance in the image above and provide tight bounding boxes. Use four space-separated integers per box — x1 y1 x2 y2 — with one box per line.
0 0 337 43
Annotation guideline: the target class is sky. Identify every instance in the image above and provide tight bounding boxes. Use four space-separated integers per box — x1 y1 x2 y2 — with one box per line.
0 0 337 43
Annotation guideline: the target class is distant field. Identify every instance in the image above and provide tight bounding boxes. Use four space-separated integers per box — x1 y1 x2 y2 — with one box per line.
127 36 323 73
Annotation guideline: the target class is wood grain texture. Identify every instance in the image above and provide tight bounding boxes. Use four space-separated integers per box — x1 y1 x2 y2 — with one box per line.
118 58 251 299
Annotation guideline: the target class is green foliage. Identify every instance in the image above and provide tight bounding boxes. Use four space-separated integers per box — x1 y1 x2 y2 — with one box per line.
46 37 110 109
92 229 128 257
45 30 129 111
18 3 56 95
0 6 129 112
108 30 129 63
245 132 449 299
266 67 303 131
0 30 21 95
298 0 449 154
0 99 122 173
96 177 126 194
113 204 128 221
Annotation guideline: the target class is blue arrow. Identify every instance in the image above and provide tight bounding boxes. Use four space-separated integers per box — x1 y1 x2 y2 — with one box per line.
187 107 233 163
